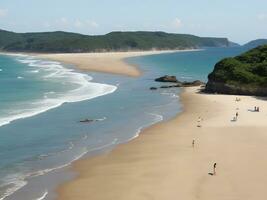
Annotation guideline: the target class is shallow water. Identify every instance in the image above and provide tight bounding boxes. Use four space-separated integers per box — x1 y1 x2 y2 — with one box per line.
0 54 180 200
0 47 247 199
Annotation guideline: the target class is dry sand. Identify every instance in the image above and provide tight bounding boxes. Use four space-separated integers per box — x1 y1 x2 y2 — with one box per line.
56 86 267 200
38 51 178 77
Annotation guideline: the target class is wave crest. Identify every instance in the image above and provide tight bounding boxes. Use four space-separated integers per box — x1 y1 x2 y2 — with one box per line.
0 55 117 127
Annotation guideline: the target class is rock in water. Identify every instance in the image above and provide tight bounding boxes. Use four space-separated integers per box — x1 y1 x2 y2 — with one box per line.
160 85 173 88
80 119 94 123
153 75 204 89
155 75 178 83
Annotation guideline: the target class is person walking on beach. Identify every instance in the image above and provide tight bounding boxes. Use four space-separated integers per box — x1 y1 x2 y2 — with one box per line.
192 139 195 148
197 117 202 127
236 112 238 119
213 163 217 175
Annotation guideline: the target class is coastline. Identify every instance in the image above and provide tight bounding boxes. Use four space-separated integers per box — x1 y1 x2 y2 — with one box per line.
36 50 198 77
0 54 117 128
56 86 267 200
0 50 182 200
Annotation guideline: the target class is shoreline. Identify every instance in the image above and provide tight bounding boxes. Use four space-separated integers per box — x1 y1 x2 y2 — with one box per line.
0 54 118 128
36 49 200 77
0 49 182 200
56 86 267 200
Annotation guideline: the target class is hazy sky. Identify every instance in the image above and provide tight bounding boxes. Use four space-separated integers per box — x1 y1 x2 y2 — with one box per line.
0 0 266 44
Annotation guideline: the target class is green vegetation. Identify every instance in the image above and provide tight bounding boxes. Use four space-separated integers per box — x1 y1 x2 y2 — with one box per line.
208 45 267 87
0 29 230 53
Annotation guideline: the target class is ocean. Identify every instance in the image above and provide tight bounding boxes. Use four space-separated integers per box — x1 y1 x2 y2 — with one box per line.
0 47 248 200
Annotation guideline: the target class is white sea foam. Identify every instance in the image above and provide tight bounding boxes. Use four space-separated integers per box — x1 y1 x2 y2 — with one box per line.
161 92 178 98
95 117 107 121
0 148 88 200
38 141 76 160
32 138 119 177
17 76 24 79
0 108 162 200
0 174 27 200
44 91 55 94
0 55 117 127
180 76 194 80
148 112 164 122
128 112 164 142
35 191 48 200
29 70 39 73
16 58 42 64
30 149 89 178
0 134 120 200
87 138 118 152
0 69 2 72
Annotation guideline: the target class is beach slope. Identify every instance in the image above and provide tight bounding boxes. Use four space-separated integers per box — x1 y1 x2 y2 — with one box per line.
56 87 267 200
39 51 173 77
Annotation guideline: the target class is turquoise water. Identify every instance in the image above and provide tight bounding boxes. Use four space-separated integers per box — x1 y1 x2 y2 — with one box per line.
0 54 180 200
128 47 247 82
0 55 116 127
0 47 247 200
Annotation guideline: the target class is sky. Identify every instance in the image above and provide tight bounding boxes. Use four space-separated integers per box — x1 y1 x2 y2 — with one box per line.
0 0 266 44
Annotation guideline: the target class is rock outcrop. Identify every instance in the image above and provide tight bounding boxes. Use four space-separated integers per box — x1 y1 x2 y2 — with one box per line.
205 81 267 96
152 75 204 90
155 75 178 83
182 80 204 87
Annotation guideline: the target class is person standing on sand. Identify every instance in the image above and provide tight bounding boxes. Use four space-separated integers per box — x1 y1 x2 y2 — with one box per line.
213 163 217 175
192 139 195 148
197 117 202 127
236 112 238 119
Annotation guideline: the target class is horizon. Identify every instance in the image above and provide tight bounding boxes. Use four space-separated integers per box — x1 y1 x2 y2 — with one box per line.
1 1 267 200
1 28 266 46
0 0 267 44
0 28 243 43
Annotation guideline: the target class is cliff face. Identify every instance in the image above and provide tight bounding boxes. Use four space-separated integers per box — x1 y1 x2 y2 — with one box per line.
206 45 267 96
206 81 267 96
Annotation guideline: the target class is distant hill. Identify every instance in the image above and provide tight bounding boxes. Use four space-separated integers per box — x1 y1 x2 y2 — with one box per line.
228 41 240 47
243 39 267 49
206 45 267 96
0 29 231 53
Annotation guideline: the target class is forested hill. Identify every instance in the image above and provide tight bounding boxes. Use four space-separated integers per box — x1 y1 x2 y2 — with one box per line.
0 29 231 53
243 39 267 49
206 45 267 96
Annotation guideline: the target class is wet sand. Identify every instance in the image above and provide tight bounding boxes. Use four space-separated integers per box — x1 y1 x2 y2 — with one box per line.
56 86 267 200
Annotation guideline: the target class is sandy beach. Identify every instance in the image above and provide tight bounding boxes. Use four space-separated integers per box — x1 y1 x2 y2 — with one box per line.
56 86 267 200
38 51 179 77
1 1 266 199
